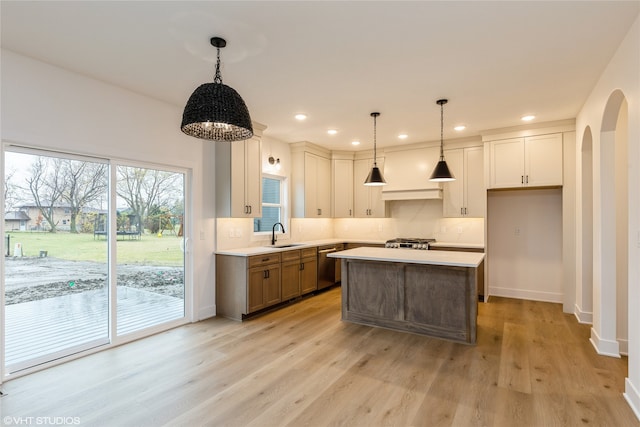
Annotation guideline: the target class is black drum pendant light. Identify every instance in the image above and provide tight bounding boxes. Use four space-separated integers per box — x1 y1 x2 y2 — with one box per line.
181 37 253 141
364 112 387 186
429 99 456 182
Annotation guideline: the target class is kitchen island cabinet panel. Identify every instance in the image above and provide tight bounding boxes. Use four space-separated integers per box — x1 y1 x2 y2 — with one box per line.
404 264 469 331
346 261 404 320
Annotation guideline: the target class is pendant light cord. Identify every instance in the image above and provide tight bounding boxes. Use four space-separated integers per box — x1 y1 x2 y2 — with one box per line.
439 101 445 161
373 113 378 166
214 47 222 84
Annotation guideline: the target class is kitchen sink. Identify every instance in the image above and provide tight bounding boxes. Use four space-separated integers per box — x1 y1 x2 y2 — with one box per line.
264 243 304 248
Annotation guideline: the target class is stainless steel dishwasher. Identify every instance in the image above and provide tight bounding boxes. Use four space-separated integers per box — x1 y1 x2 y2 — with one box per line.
317 243 344 290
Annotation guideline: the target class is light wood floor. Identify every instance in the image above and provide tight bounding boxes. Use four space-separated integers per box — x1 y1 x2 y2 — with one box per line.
1 287 638 426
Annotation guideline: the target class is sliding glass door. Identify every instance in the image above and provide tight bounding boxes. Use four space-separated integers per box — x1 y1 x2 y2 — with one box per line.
3 149 188 374
3 150 110 373
115 164 185 336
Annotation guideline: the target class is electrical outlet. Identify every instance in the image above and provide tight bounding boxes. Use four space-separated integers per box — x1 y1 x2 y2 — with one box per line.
440 226 447 233
515 226 521 236
378 224 383 232
200 231 205 240
228 228 235 238
456 226 463 234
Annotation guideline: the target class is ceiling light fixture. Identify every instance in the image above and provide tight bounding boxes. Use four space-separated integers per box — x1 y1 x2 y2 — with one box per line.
398 134 408 140
429 99 456 182
327 129 338 135
364 112 387 186
352 140 361 146
521 115 535 121
454 125 466 131
181 37 253 141
295 114 307 121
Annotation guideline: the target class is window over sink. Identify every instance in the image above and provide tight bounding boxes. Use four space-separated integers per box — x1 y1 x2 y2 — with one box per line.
253 174 286 233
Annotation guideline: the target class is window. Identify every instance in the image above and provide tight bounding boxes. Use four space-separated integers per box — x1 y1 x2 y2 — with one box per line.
254 175 284 233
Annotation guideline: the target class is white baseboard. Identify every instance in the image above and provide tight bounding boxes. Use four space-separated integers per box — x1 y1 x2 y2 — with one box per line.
198 304 216 321
624 378 640 422
489 286 563 303
589 327 621 358
573 304 593 324
618 339 629 356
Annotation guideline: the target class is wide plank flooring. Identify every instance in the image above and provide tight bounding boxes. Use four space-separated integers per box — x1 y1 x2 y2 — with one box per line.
1 287 638 426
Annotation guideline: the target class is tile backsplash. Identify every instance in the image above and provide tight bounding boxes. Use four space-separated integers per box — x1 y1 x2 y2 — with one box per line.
216 200 484 250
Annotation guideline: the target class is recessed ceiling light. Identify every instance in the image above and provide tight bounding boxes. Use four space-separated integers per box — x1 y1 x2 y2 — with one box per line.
352 140 361 146
295 114 307 121
521 115 535 121
398 134 408 140
454 125 466 131
327 129 338 135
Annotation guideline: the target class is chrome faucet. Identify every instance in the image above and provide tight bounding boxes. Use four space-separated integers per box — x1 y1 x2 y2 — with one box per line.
272 222 285 245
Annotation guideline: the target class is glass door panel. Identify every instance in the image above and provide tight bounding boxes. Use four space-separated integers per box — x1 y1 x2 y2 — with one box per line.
4 150 109 373
115 165 185 336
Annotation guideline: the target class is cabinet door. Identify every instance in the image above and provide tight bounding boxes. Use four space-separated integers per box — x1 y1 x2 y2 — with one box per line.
525 134 563 187
333 159 354 217
263 264 281 307
442 149 464 217
300 257 318 294
316 156 331 217
281 260 301 300
304 153 319 217
247 267 266 313
489 138 525 188
464 146 485 217
353 158 371 217
244 138 262 217
230 139 262 218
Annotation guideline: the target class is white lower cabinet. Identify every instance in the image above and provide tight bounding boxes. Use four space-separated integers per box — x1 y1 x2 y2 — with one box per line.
443 146 484 217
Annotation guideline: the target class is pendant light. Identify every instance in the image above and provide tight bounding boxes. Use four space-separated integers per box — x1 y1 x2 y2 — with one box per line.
181 37 253 142
429 99 456 182
364 112 387 186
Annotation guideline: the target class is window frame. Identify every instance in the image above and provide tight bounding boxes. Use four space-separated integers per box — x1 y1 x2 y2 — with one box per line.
253 173 286 236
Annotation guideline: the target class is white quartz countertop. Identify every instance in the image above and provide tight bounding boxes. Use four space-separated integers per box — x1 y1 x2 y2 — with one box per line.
328 247 485 267
215 239 384 257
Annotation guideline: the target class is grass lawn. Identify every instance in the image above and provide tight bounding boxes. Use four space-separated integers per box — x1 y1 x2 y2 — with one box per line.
6 231 183 266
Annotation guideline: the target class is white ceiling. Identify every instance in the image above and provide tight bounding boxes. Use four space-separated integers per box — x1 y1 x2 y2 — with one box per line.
1 1 638 151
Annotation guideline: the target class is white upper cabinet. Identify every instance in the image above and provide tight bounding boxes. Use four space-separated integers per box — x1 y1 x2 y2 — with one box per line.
215 135 263 218
291 143 331 218
353 157 388 218
443 146 484 217
332 157 354 218
488 133 562 189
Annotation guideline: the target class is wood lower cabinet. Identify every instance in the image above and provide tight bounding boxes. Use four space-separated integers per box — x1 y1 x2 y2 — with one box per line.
217 247 318 321
300 249 318 294
248 263 281 313
282 248 318 300
217 252 281 320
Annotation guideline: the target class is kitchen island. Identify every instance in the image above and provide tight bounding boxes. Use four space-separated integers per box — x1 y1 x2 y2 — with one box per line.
328 247 485 344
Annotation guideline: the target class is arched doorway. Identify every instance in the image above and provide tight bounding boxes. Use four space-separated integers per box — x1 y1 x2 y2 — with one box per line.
591 89 629 357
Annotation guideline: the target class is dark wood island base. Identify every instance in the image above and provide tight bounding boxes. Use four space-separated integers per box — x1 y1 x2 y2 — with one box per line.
334 249 484 344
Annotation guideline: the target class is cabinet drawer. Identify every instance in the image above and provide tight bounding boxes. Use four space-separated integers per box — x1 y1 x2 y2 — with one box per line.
301 247 317 258
281 249 301 262
248 253 282 268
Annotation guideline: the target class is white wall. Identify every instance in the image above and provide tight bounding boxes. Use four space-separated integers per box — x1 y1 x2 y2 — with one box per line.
0 50 216 323
574 14 640 419
487 188 563 303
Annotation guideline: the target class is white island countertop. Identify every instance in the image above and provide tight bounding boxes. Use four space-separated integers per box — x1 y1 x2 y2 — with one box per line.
328 247 485 268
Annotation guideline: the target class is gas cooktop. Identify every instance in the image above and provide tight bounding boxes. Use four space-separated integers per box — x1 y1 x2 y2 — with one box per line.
385 237 436 250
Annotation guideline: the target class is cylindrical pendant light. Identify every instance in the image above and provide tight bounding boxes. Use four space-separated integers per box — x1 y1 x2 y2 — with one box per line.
364 112 387 186
429 99 456 182
181 37 253 142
